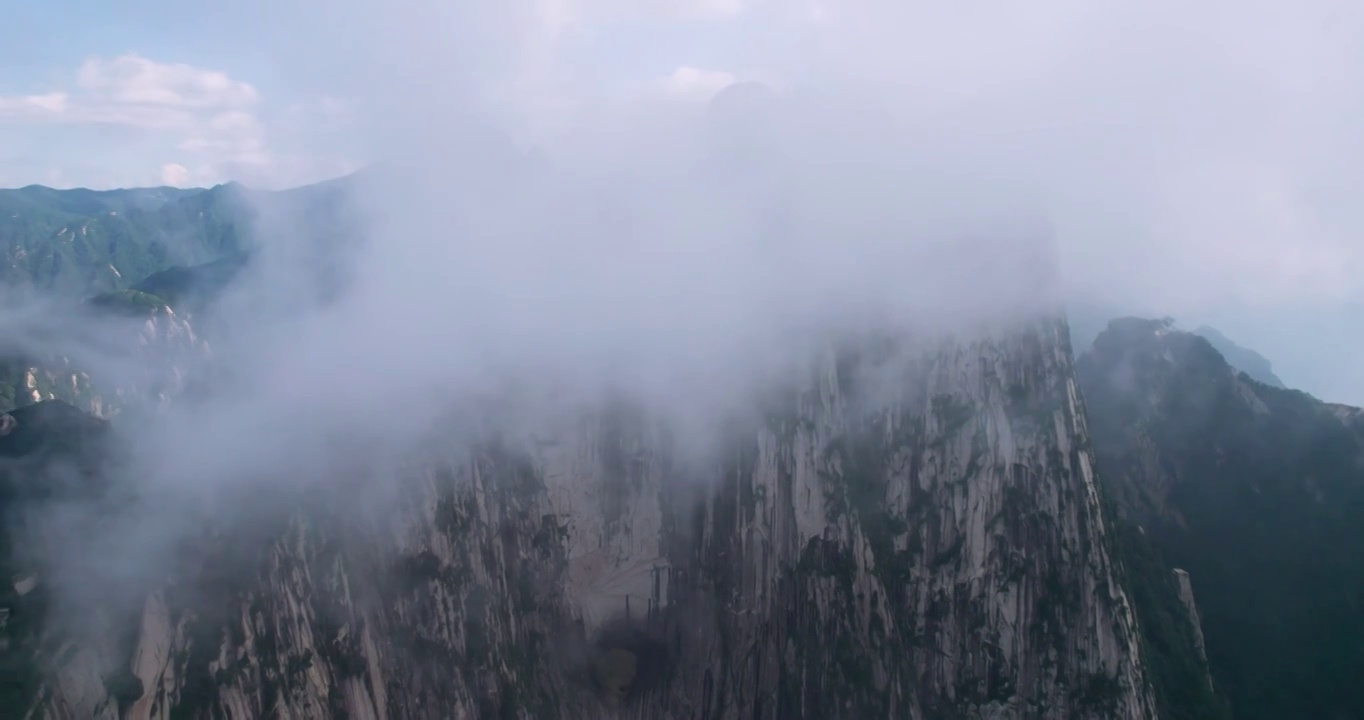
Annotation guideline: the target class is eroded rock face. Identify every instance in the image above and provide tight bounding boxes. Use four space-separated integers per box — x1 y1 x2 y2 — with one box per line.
0 304 205 419
1171 569 1208 669
24 317 1155 719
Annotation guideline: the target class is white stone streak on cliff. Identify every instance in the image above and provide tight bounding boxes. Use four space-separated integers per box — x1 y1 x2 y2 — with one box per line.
1171 569 1208 666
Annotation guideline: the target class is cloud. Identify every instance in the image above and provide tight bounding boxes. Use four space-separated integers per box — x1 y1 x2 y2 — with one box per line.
660 66 739 101
535 0 749 30
0 94 66 119
203 0 1364 413
0 55 258 130
0 55 343 189
177 111 271 165
76 54 260 110
281 96 356 127
160 163 191 187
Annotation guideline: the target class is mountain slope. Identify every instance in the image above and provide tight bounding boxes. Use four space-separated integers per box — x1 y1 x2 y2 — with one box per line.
1189 325 1285 388
1078 317 1364 720
0 173 362 417
0 297 206 417
1067 306 1286 392
13 317 1160 719
0 184 253 299
0 174 362 303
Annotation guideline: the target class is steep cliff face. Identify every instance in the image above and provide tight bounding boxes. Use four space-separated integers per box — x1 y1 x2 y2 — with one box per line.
1078 317 1364 720
18 316 1156 719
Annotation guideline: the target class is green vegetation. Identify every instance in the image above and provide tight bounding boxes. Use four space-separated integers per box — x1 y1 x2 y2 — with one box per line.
1099 493 1230 719
128 252 247 310
0 183 254 299
1080 317 1364 720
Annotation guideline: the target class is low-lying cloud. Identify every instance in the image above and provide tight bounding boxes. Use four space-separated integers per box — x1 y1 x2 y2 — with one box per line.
11 0 1364 660
31 0 1364 496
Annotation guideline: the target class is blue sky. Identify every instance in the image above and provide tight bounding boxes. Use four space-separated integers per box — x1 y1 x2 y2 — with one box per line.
2 0 1363 404
0 1 778 189
0 2 359 188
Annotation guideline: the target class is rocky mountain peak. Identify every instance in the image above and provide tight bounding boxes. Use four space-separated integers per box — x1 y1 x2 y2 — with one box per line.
5 313 1165 720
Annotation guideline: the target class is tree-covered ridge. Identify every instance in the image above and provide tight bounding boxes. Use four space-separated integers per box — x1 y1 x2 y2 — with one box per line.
1078 316 1364 720
0 170 365 304
0 183 256 300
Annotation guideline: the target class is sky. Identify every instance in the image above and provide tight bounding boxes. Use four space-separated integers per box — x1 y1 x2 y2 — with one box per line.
1 0 1364 403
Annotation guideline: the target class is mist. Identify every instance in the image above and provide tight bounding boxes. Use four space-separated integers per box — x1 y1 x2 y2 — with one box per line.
240 0 1364 384
10 0 1364 676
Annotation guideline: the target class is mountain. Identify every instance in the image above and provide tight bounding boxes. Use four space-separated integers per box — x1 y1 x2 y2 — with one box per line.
0 174 364 418
0 174 362 304
0 184 252 299
1078 317 1364 720
16 175 1349 718
89 252 249 316
1189 325 1285 388
0 296 206 418
3 316 1178 719
1069 305 1287 393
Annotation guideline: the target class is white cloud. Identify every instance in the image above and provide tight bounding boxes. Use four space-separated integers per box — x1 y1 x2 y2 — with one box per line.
0 92 70 118
0 55 256 132
178 111 272 166
76 54 259 110
160 163 192 187
683 0 746 17
662 66 739 100
0 55 353 189
535 0 749 29
282 96 355 126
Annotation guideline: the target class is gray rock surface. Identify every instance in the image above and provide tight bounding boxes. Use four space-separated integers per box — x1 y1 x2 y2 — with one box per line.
26 316 1156 719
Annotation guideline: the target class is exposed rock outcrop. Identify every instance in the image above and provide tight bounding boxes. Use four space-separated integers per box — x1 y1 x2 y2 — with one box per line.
19 317 1157 719
0 303 205 418
1170 569 1206 668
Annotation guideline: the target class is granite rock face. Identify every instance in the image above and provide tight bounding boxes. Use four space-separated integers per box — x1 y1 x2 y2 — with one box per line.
22 316 1156 719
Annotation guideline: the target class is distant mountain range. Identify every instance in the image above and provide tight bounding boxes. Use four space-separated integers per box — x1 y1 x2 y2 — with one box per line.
0 172 364 305
0 182 252 299
0 175 363 417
